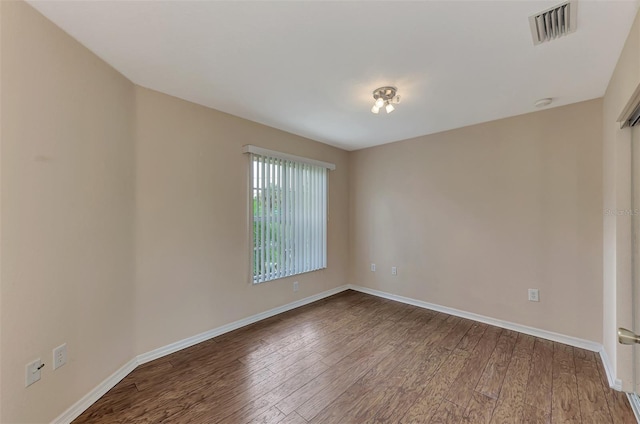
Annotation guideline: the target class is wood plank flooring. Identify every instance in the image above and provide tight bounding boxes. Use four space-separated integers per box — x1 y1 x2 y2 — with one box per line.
73 290 636 423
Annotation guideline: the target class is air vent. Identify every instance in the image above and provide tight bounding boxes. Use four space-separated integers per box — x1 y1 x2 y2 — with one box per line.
529 1 577 45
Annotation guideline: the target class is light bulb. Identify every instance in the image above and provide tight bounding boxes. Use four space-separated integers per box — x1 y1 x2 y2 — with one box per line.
385 103 395 113
371 105 380 114
375 98 384 108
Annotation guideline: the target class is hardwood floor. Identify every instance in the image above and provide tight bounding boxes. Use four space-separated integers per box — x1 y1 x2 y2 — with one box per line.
73 290 636 423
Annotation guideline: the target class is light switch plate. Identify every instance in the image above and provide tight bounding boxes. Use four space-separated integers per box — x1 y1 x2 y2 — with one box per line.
26 358 43 387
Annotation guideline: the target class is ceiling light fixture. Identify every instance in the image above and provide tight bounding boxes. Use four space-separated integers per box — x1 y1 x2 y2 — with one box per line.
371 86 401 114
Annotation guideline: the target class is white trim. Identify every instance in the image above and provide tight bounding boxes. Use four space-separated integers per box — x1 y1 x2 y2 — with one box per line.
617 81 640 126
598 347 623 390
350 284 632 390
51 357 138 424
347 284 603 352
50 285 349 423
52 284 627 423
242 145 336 170
627 393 640 423
137 284 348 364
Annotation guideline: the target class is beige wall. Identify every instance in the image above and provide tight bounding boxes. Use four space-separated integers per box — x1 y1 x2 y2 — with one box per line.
350 99 603 343
0 2 350 421
0 0 635 422
603 10 640 392
0 1 136 423
133 86 350 354
1 1 5 420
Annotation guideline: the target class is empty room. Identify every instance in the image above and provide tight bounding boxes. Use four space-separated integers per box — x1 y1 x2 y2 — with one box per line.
3 0 640 423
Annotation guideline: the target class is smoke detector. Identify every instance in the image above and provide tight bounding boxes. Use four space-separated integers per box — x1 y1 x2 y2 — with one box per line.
529 1 577 46
535 98 553 108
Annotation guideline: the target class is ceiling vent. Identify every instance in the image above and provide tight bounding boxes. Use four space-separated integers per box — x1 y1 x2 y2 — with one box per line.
529 1 577 45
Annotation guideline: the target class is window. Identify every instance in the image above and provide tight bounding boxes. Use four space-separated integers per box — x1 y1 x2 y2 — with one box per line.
244 145 335 283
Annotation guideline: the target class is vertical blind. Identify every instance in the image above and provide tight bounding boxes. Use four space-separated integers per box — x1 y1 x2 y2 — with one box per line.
250 151 328 283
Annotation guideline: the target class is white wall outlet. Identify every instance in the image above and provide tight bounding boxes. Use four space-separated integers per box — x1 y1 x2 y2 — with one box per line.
528 289 540 302
391 266 397 276
371 263 376 272
293 281 299 292
53 343 67 370
25 358 43 387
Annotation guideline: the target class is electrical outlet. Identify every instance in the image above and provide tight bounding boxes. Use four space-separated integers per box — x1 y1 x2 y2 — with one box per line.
293 281 299 292
25 358 43 387
528 289 540 302
53 343 67 370
391 266 397 276
371 263 376 272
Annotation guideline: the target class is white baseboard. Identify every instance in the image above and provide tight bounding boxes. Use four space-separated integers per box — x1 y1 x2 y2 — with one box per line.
50 284 349 424
347 284 603 352
351 284 640 398
598 346 623 390
137 284 349 365
51 357 138 424
51 283 624 424
628 393 640 423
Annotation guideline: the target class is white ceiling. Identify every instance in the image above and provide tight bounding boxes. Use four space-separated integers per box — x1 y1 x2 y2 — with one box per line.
28 0 639 151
